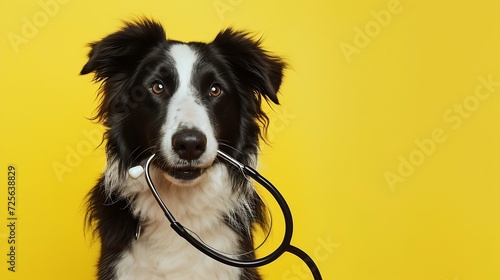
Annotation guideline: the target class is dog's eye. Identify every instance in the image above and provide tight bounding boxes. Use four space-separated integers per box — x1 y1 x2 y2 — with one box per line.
151 81 165 94
209 83 222 97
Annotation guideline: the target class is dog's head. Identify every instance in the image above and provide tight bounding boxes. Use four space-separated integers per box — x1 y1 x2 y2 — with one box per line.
81 19 285 185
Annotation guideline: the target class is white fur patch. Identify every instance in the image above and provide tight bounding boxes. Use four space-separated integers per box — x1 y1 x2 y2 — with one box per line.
160 44 218 172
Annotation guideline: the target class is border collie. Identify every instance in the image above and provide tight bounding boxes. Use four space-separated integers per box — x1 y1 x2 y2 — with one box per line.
81 19 285 280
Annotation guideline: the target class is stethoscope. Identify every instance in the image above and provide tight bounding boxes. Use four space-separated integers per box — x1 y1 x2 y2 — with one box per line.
132 150 322 279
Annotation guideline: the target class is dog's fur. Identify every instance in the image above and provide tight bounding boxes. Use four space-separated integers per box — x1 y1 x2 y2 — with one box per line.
81 19 285 279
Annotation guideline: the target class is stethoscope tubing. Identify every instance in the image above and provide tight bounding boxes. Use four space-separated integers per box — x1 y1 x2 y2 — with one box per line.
143 151 322 279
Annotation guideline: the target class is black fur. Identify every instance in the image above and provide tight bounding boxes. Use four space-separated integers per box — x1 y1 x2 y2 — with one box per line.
86 178 138 280
82 19 285 279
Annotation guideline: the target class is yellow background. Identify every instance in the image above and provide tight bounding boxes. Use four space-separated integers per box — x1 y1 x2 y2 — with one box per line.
1 0 500 279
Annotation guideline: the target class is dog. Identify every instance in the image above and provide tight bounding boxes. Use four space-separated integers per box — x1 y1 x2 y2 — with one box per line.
81 19 285 280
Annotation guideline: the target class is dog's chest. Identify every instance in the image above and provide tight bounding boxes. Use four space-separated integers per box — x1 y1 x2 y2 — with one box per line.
114 225 241 279
113 165 242 279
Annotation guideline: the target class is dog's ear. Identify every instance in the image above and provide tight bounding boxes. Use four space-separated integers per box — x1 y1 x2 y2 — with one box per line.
80 19 166 80
211 29 285 104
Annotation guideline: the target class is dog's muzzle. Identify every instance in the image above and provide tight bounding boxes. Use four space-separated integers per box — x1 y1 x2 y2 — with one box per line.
167 128 208 181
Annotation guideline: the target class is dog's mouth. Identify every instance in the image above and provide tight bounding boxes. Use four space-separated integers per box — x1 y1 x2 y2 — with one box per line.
165 166 206 181
151 154 213 182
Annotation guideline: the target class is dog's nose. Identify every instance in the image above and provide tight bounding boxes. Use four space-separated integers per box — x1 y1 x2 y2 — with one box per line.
172 129 207 160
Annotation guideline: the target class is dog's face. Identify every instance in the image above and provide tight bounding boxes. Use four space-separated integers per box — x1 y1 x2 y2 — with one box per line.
81 20 284 185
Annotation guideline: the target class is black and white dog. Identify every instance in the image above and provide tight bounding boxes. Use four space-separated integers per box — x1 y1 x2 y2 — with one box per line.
81 19 285 279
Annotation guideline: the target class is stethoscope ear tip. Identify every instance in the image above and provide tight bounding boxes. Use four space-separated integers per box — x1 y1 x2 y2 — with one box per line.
129 165 145 179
